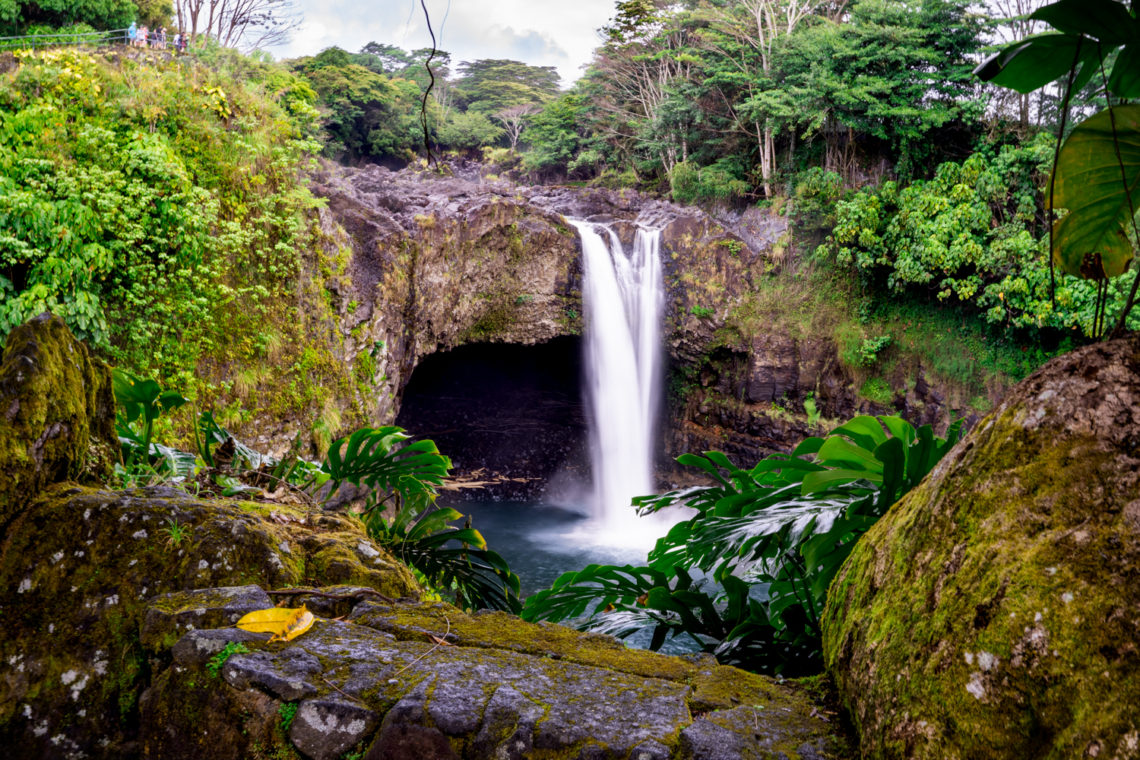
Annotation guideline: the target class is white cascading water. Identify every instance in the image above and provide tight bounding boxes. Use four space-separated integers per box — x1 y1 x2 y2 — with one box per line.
571 219 666 545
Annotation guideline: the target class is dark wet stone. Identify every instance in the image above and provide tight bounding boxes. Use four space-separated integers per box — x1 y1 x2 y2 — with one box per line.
223 648 321 701
290 697 380 760
470 685 543 760
171 627 271 667
140 585 272 651
425 675 488 735
365 682 459 760
681 706 829 760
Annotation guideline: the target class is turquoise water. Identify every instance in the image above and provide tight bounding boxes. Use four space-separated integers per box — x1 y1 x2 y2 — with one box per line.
454 499 702 654
457 500 651 596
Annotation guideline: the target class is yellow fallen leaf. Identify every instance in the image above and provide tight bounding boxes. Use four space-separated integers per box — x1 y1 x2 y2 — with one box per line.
272 607 315 642
236 606 315 642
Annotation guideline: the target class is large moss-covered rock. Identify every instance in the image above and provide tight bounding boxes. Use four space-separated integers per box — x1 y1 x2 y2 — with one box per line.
822 335 1140 759
0 485 419 758
0 313 117 529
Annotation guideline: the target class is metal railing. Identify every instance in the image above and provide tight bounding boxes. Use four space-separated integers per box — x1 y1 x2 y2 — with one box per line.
0 28 129 52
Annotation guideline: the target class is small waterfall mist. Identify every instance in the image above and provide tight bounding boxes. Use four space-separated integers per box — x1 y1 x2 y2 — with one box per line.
571 219 665 543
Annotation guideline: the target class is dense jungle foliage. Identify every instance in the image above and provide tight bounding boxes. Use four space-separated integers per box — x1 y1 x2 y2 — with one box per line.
4 0 1140 682
0 41 367 450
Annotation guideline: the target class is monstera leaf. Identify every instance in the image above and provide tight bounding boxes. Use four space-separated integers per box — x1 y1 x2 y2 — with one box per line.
323 426 451 498
974 0 1137 97
1051 105 1140 279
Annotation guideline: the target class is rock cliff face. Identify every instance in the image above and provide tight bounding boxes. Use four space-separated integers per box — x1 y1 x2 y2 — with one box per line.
309 164 962 495
822 335 1140 759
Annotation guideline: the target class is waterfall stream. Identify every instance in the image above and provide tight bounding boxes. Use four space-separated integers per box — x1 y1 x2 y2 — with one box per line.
571 219 665 543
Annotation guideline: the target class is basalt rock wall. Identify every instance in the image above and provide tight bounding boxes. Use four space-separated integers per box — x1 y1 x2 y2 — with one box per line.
309 164 958 489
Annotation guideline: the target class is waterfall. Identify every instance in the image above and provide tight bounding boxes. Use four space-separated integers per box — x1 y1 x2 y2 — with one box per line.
571 220 665 538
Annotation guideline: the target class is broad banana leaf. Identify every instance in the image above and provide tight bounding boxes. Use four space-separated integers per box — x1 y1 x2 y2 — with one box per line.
1052 105 1140 279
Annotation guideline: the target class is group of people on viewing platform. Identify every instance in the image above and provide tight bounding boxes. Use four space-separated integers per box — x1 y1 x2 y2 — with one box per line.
126 22 188 52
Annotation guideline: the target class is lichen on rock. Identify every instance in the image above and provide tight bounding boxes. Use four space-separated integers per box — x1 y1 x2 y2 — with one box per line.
822 334 1140 759
0 484 419 758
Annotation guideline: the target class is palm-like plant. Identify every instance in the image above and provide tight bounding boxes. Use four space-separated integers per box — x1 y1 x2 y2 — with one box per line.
111 370 521 613
322 426 522 613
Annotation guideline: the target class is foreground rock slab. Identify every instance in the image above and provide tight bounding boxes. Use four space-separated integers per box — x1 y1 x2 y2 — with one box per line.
140 596 845 760
823 335 1140 759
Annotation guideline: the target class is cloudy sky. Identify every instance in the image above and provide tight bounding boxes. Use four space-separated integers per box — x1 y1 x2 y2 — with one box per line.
268 0 617 86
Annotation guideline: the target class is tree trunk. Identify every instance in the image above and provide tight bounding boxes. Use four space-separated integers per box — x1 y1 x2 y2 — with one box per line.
758 123 774 198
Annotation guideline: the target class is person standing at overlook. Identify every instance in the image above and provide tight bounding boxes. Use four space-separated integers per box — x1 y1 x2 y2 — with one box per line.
127 21 136 47
138 25 147 48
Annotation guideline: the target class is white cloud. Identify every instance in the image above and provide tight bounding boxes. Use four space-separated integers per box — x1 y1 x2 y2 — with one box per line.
268 0 614 85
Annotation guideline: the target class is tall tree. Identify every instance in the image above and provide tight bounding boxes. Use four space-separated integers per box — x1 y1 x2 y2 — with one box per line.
588 0 696 175
0 0 137 34
494 103 540 151
985 0 1047 129
295 47 426 161
695 0 826 195
782 0 985 180
171 0 298 49
451 59 560 114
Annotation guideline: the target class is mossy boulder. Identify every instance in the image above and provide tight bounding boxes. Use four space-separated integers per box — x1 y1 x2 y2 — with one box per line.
822 335 1140 759
0 484 419 758
0 312 117 529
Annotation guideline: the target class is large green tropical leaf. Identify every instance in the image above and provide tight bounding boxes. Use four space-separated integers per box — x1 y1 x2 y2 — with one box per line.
112 368 187 426
1108 43 1140 98
323 426 451 496
1051 105 1140 279
361 500 521 613
974 33 1093 94
526 414 964 674
1030 0 1133 45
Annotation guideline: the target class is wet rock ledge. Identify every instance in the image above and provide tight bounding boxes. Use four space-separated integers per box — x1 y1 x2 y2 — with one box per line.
0 315 846 758
139 588 840 760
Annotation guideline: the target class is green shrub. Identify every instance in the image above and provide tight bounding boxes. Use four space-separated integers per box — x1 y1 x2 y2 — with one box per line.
856 335 892 366
0 48 324 394
821 136 1139 338
858 377 894 405
803 392 822 426
792 168 844 230
669 159 749 205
